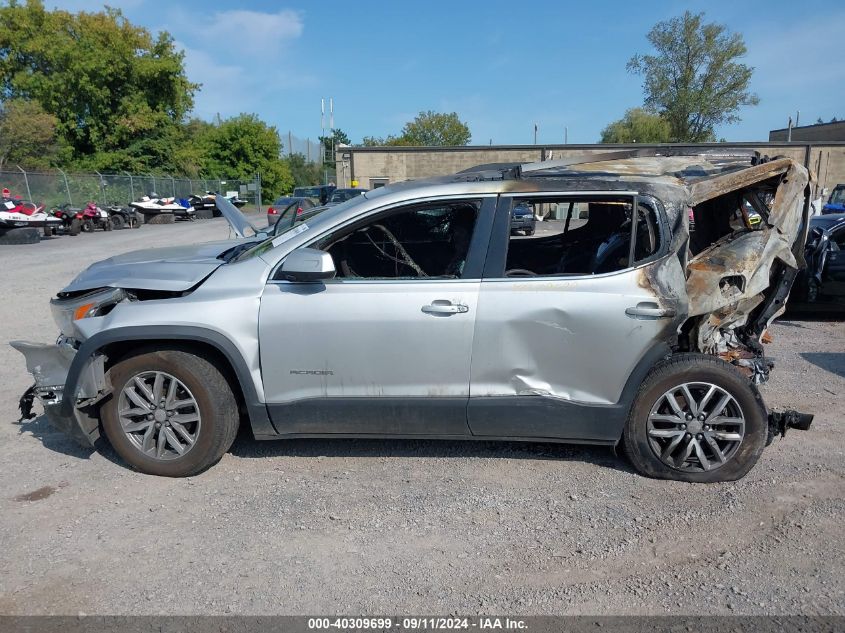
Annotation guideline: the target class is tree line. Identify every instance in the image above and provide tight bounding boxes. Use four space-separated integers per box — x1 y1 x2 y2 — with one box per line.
3 2 802 199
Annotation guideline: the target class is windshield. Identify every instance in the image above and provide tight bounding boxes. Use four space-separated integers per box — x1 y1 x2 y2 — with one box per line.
294 187 322 198
230 194 368 263
830 187 845 205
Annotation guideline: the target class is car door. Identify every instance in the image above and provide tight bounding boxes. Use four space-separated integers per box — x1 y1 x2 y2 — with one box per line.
821 225 845 298
258 196 496 436
467 193 684 442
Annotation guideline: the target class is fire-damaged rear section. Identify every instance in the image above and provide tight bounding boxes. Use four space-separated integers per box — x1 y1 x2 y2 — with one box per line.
680 158 811 383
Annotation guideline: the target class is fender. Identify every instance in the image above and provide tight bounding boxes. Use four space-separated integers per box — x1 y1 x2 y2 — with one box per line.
60 325 275 437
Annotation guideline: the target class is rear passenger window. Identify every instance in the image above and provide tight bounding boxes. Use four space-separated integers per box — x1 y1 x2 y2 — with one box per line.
503 197 661 277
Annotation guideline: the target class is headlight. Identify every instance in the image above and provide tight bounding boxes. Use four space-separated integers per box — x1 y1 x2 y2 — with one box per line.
50 288 128 338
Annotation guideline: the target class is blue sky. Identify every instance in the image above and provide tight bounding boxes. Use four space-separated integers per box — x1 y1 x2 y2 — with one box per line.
56 0 845 145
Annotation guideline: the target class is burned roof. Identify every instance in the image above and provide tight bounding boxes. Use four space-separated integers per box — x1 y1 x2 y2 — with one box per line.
445 149 799 206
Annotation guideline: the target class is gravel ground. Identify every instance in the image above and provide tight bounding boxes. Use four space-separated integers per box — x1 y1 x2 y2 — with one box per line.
0 219 843 616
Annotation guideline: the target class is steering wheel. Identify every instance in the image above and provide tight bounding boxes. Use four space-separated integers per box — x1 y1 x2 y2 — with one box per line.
505 268 538 277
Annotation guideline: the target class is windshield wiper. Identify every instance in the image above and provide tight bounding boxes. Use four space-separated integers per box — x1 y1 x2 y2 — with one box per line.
218 242 256 263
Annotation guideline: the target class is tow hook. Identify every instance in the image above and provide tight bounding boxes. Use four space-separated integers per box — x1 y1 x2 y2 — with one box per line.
769 410 814 439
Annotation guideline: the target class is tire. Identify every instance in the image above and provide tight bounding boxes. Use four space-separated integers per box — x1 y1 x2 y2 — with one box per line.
43 225 55 237
525 228 535 236
145 213 175 225
69 218 82 236
622 353 768 483
100 348 240 477
194 208 214 220
110 214 125 230
82 219 95 232
0 227 40 245
135 211 147 225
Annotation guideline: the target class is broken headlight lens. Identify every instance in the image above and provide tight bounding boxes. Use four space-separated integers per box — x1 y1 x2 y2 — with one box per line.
50 288 127 337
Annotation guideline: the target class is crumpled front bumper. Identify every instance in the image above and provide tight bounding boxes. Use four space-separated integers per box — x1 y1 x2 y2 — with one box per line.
11 340 106 447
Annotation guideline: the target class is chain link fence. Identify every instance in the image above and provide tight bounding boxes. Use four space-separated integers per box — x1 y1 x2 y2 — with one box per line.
281 131 324 164
0 169 262 210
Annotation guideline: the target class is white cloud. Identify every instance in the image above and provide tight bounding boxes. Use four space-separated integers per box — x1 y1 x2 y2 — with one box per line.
167 8 311 122
200 9 303 58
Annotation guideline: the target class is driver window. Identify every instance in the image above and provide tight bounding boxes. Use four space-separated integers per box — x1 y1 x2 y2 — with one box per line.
317 200 481 280
503 196 661 277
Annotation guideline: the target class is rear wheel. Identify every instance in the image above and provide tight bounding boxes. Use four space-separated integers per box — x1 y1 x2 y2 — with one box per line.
623 353 767 483
69 218 82 235
101 349 240 477
110 214 125 230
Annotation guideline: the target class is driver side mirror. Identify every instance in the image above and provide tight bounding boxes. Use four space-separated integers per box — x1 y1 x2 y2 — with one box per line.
278 247 336 282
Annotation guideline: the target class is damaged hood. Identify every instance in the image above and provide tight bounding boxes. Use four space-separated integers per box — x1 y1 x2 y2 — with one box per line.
62 240 242 293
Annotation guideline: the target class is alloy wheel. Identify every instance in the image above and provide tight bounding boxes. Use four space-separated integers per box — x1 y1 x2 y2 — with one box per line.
646 382 745 472
117 371 202 460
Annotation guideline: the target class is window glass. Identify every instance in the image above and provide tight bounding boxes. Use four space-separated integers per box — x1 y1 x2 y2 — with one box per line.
318 201 480 279
503 197 660 277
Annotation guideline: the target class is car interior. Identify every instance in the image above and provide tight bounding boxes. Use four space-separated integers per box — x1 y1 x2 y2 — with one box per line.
504 197 661 277
318 202 480 279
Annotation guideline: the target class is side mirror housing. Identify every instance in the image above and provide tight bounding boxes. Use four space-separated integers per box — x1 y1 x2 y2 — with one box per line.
279 247 336 282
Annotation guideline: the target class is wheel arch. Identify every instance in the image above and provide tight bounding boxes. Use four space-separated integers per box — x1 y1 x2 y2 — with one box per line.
61 326 274 437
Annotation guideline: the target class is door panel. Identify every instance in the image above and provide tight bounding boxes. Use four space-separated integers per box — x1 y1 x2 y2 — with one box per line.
259 280 478 434
468 193 683 440
468 271 679 439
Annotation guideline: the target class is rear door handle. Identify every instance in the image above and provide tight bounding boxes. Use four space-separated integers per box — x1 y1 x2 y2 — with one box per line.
422 301 469 315
625 302 676 319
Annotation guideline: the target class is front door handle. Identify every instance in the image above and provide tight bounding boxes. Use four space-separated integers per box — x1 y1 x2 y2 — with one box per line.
625 302 676 319
422 301 469 315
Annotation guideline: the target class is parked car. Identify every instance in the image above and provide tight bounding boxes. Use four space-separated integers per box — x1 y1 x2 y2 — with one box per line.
510 201 536 235
326 188 368 206
13 152 814 481
790 213 845 311
822 184 845 214
293 185 335 205
267 197 314 227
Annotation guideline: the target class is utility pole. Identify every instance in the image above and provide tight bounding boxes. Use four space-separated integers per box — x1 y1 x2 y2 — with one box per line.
533 123 538 145
564 126 568 144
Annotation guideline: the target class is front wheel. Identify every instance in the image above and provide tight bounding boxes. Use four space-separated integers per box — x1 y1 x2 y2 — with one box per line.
110 214 125 230
623 353 767 483
100 349 240 477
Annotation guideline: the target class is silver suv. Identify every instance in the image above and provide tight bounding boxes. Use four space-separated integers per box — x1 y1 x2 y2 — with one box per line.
14 151 814 481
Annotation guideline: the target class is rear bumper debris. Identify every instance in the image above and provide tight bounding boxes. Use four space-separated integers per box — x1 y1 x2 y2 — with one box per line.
769 409 814 440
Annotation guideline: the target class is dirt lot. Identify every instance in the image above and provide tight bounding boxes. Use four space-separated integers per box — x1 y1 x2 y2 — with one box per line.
0 219 843 615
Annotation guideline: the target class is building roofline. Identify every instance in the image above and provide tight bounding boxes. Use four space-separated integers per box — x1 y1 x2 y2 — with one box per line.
769 120 844 134
340 141 845 153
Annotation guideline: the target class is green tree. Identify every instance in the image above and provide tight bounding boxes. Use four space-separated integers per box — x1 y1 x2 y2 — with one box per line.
396 111 471 146
318 128 351 164
0 98 63 169
360 111 471 147
0 0 197 167
627 11 758 142
201 114 292 200
285 152 323 188
600 108 672 143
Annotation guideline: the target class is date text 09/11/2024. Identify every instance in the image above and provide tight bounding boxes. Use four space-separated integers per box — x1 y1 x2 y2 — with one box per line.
306 617 527 630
